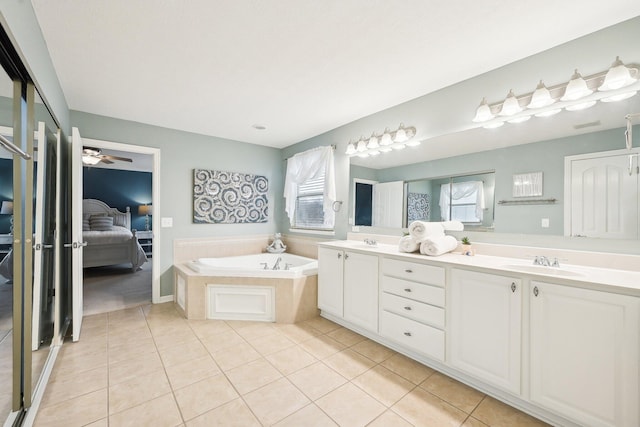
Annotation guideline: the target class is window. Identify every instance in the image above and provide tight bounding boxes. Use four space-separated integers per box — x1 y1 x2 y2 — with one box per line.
440 181 485 223
284 146 336 231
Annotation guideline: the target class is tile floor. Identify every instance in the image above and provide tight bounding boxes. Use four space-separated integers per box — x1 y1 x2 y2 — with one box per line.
34 303 550 427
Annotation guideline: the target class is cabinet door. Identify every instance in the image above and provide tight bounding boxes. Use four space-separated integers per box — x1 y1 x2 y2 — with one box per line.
530 282 639 427
343 251 379 332
449 269 521 394
317 247 344 317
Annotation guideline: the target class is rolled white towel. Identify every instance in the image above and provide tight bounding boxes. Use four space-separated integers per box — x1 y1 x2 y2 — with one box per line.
408 221 445 241
419 235 459 256
398 235 420 253
441 220 464 231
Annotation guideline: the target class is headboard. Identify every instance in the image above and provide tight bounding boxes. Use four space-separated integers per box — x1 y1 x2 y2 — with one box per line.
82 199 131 230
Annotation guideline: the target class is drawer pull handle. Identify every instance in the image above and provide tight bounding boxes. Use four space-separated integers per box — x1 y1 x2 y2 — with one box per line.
404 288 412 293
511 282 516 293
533 286 539 297
403 332 412 337
344 253 349 260
405 269 413 273
337 253 342 259
404 306 412 311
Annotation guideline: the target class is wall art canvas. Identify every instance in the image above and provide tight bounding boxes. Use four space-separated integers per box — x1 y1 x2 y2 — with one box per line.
193 169 269 224
407 192 431 222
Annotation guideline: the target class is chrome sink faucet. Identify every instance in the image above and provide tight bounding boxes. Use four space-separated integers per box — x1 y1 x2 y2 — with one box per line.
533 256 560 267
364 238 377 246
272 257 282 270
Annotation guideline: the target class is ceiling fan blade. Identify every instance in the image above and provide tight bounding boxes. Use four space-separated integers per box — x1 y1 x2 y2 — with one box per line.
102 154 133 162
100 158 114 164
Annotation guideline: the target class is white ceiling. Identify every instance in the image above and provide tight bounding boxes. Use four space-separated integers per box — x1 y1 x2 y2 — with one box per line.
29 0 640 153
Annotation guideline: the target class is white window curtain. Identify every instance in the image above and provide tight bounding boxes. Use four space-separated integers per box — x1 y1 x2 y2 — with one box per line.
284 146 336 227
439 181 485 221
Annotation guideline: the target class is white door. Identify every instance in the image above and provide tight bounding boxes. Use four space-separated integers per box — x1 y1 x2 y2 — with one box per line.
31 122 46 350
70 127 85 341
343 251 379 332
449 269 522 394
568 151 639 238
373 181 404 228
317 247 344 317
530 281 640 427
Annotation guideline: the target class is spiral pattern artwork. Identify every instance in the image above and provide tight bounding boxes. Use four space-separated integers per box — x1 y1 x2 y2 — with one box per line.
193 169 269 224
407 192 431 222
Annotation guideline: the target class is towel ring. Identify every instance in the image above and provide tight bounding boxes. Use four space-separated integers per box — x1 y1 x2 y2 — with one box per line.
332 201 343 212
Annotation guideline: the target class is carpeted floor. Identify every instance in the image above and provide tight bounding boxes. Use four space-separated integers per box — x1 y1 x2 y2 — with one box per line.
83 260 152 316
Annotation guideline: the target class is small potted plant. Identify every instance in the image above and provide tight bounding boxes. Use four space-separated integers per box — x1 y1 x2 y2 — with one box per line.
461 236 474 255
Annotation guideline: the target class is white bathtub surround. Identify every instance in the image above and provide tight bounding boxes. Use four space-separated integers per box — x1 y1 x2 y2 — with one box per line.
188 253 317 278
173 234 274 264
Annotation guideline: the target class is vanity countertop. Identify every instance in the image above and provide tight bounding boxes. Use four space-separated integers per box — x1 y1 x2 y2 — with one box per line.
318 240 640 296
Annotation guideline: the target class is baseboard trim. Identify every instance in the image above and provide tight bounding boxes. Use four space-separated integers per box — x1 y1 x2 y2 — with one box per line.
157 295 174 304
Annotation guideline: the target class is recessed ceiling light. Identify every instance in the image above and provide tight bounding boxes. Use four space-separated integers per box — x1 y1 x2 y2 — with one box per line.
252 124 267 130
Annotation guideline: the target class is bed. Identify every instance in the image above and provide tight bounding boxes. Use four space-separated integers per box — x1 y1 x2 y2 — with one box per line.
83 199 147 270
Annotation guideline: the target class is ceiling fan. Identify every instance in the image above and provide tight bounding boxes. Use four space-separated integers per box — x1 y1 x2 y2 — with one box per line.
82 147 133 165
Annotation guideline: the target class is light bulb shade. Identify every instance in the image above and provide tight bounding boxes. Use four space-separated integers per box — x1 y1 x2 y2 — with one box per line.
345 142 356 155
472 98 495 122
138 205 153 215
82 154 101 165
405 140 421 147
379 130 393 146
507 115 531 124
599 57 638 91
366 133 379 149
483 121 504 129
379 147 392 153
561 70 593 101
527 81 555 109
357 152 369 158
394 124 408 143
601 91 637 103
391 143 406 150
535 108 562 118
356 139 367 152
498 90 522 116
0 201 13 215
369 150 381 156
565 100 596 111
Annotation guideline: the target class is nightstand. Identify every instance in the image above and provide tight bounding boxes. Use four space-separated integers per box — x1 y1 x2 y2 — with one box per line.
136 230 153 257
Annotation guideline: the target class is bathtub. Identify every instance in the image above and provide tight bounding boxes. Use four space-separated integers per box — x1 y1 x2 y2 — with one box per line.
187 253 317 278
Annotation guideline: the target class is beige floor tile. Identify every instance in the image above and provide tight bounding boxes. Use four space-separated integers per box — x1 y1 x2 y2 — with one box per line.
108 351 163 386
108 306 146 324
302 316 342 334
200 330 245 353
299 335 346 360
273 403 338 427
108 370 171 414
462 416 490 427
108 337 157 365
185 398 260 427
225 319 269 330
351 339 396 363
107 327 153 348
50 348 107 378
158 338 208 367
472 396 551 427
420 371 485 414
109 393 182 427
40 366 107 408
368 410 414 427
324 348 376 380
266 345 317 375
326 327 367 347
165 354 221 390
187 319 231 339
211 341 261 371
353 365 415 407
246 330 295 356
34 388 107 427
152 327 198 350
381 353 435 385
243 377 310 425
83 418 108 427
173 374 238 421
392 387 468 427
287 362 347 401
234 322 278 340
274 322 323 343
59 338 107 359
316 383 386 427
225 358 282 395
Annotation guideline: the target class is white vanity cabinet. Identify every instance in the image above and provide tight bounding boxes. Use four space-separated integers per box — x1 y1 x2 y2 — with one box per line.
529 281 640 427
317 247 379 332
317 247 344 317
449 269 522 394
379 258 446 361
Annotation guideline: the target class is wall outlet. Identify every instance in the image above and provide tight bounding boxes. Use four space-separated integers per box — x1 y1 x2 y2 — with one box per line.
161 217 173 228
541 218 550 228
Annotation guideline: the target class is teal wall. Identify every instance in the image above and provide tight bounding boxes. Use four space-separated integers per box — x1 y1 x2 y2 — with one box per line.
70 111 282 296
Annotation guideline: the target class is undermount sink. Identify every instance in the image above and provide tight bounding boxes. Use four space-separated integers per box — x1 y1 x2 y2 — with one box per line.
501 264 586 278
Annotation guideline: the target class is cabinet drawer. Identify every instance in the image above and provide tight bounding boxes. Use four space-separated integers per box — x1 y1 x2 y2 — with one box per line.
382 258 445 287
381 276 445 307
381 292 444 329
380 310 444 361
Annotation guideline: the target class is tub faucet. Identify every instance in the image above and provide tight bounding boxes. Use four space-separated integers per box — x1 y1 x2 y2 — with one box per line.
260 262 269 270
272 257 282 270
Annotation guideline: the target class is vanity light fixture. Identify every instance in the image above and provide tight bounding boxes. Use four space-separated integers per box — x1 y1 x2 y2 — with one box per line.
472 57 640 128
345 124 417 157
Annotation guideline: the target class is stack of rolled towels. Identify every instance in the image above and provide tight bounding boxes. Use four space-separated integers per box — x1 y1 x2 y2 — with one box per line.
399 220 462 256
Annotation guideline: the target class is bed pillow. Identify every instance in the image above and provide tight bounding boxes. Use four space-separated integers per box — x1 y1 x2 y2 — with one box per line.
90 215 114 231
111 214 127 227
82 214 91 231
